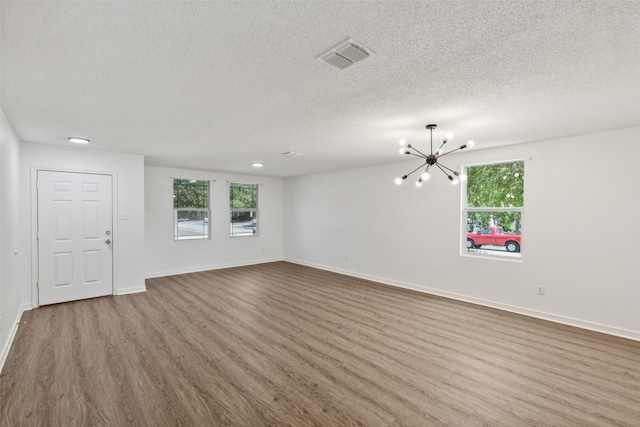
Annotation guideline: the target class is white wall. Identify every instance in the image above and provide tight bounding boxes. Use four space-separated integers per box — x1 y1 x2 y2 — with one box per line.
0 109 26 371
284 127 640 340
145 166 283 278
20 143 146 301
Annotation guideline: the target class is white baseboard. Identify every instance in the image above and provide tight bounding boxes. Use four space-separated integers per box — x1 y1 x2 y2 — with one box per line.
145 257 283 280
116 286 147 296
0 303 32 375
284 258 640 342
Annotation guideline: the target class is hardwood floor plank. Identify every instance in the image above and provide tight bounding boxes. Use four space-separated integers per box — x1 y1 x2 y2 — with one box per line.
1 262 639 426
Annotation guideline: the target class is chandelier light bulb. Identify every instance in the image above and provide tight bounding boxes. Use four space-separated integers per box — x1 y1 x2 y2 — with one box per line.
421 171 430 180
416 178 423 187
459 173 467 181
445 132 453 140
399 148 406 155
398 138 407 146
467 140 475 148
450 176 459 185
395 177 403 185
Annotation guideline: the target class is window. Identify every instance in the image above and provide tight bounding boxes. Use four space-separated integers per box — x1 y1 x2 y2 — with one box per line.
173 179 210 240
463 160 524 258
230 183 258 237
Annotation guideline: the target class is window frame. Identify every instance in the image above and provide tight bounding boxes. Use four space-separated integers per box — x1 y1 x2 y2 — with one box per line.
173 179 211 241
461 159 525 261
229 182 259 238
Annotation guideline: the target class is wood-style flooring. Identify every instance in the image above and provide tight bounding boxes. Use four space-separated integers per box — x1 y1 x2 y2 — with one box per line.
1 262 639 426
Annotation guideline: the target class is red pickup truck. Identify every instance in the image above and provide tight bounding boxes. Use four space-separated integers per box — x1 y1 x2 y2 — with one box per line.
466 226 521 252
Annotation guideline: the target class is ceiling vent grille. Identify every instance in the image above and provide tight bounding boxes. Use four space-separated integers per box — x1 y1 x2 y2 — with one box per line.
317 39 375 70
282 151 304 157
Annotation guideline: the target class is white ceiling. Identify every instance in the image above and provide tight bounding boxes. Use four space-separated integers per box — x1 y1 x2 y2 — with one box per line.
1 1 639 178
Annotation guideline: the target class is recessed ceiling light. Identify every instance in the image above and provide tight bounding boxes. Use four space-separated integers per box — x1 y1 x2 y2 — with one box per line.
68 137 89 144
252 163 264 168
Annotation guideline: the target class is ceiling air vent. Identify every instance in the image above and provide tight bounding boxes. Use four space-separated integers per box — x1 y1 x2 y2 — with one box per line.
282 151 304 157
317 39 375 70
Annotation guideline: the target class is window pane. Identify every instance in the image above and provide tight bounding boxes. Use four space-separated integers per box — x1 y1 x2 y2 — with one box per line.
466 211 522 256
230 210 257 237
176 210 209 239
174 179 209 208
466 161 524 208
230 183 258 209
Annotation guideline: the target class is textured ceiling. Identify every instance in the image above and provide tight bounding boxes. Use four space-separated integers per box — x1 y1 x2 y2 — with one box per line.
1 1 639 177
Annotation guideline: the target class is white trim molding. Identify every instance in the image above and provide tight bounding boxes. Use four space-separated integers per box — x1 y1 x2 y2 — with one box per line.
145 257 283 280
0 304 32 375
116 287 147 296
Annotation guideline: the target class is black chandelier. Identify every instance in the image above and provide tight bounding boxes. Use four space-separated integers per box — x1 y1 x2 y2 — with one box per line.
395 124 474 187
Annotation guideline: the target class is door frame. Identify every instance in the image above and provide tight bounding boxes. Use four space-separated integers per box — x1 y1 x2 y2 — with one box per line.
30 167 119 308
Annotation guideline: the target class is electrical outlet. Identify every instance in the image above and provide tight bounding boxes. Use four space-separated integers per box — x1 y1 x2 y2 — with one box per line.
537 286 545 296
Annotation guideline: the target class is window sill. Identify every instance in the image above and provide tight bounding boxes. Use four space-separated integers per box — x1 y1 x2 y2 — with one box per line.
461 250 523 263
174 236 210 241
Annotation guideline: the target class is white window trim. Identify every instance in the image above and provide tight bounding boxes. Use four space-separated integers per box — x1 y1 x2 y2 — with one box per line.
460 159 525 262
229 182 259 238
173 179 211 241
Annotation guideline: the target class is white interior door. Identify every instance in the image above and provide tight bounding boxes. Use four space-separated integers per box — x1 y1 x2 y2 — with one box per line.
37 170 113 305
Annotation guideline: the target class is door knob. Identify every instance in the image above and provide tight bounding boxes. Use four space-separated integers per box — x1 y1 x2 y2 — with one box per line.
105 239 111 244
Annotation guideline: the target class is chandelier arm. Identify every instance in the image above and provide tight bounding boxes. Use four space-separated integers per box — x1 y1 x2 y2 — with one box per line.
436 162 457 174
434 163 453 177
407 152 427 159
404 162 427 178
435 140 447 154
408 146 430 158
436 146 463 159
